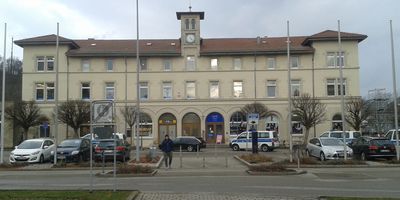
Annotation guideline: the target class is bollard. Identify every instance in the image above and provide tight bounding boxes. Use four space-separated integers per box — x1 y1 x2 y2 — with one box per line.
197 144 199 158
297 148 300 169
225 152 228 168
203 154 205 168
102 151 105 173
180 145 182 168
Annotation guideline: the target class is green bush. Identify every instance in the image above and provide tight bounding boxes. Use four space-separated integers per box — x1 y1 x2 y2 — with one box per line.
239 154 273 163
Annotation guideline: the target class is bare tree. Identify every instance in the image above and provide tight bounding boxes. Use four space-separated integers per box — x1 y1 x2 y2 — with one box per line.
5 100 48 142
120 105 137 145
240 102 269 118
345 97 371 131
292 93 326 145
57 100 90 138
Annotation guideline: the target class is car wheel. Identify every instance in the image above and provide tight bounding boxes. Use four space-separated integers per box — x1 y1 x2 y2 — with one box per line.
361 152 367 161
261 145 269 152
39 155 44 163
320 152 326 161
232 144 240 151
187 145 194 152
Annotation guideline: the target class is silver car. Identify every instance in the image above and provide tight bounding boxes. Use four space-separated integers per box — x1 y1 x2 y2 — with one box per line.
306 137 353 161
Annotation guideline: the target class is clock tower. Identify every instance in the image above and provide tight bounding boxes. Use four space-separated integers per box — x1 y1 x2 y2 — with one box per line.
176 11 204 57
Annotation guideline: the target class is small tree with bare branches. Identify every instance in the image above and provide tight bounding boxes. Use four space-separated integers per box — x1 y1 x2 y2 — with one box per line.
57 100 90 138
5 100 48 142
240 102 269 119
292 93 326 145
120 105 137 145
345 97 371 131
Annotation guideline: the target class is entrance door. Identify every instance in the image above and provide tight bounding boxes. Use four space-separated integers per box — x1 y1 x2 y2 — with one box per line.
205 112 225 144
159 125 176 143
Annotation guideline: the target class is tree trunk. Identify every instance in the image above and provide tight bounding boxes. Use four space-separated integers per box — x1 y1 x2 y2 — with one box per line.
23 128 29 141
73 128 79 138
303 128 311 146
130 125 134 146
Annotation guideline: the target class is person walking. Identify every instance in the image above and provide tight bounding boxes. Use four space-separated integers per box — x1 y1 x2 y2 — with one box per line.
159 134 174 169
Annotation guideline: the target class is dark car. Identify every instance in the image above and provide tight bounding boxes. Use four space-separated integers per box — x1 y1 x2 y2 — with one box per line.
173 136 201 152
196 137 207 148
56 138 91 162
351 136 396 160
94 139 131 162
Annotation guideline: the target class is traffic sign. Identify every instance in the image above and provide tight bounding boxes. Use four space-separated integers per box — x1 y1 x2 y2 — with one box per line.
93 101 114 123
247 113 259 125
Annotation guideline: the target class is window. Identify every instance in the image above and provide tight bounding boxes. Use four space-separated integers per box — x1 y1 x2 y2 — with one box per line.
163 59 172 71
327 52 345 67
106 59 113 71
290 56 299 68
105 82 115 100
140 58 147 71
82 59 90 72
37 57 45 71
186 56 196 71
291 80 301 97
35 83 45 101
267 57 276 69
81 82 91 100
162 81 172 100
233 81 243 98
233 58 242 70
139 82 149 100
210 81 219 98
186 81 196 99
267 80 276 97
185 19 190 30
191 19 196 29
35 82 54 101
327 78 346 96
210 58 218 70
46 56 54 71
138 113 153 137
46 83 55 100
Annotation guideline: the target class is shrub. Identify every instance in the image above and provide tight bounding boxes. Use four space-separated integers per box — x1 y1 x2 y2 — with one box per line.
239 154 273 164
116 164 153 174
0 163 28 168
249 163 293 172
130 154 160 164
324 159 365 165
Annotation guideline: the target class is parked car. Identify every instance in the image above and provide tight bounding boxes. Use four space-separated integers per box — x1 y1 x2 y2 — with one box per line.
56 138 91 162
229 131 279 152
319 131 361 145
351 136 396 160
81 133 100 146
306 137 353 161
173 136 202 152
9 138 56 163
94 139 131 162
384 129 400 145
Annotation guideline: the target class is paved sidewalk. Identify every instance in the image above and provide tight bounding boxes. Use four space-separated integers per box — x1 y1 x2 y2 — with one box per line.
136 192 318 200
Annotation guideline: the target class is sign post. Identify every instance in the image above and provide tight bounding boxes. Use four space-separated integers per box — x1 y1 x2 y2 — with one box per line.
247 113 259 151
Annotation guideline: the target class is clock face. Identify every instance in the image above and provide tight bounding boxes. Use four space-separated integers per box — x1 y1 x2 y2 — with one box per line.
186 34 195 43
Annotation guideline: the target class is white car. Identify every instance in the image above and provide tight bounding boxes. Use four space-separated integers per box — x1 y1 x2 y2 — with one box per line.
306 137 352 161
9 138 56 163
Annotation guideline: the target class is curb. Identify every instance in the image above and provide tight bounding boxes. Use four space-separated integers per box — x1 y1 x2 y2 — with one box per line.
96 169 158 177
246 169 307 176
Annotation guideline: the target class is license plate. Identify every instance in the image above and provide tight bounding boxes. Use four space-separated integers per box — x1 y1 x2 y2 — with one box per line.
381 150 390 152
58 156 66 159
105 150 113 153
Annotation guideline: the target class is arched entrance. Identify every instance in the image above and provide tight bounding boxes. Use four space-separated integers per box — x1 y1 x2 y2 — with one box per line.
182 112 201 137
205 112 224 143
332 113 343 131
158 113 177 143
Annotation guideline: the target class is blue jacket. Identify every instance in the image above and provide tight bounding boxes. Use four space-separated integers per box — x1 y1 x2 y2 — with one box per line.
160 139 174 153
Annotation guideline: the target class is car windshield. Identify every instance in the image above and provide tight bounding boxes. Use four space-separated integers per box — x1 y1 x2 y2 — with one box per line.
320 138 344 146
18 140 43 149
58 140 81 148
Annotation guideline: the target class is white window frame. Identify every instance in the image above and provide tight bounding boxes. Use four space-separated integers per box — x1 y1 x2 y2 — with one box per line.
290 56 299 69
186 81 196 99
105 82 115 100
186 56 196 71
35 82 45 101
209 81 220 99
327 78 347 96
210 58 218 70
46 56 54 71
36 56 45 72
139 82 149 100
140 58 147 71
46 82 55 101
233 58 242 70
267 57 276 70
327 51 345 68
267 80 277 98
106 59 113 72
233 81 243 98
162 82 173 100
82 59 90 72
291 80 301 97
81 82 91 100
163 59 172 71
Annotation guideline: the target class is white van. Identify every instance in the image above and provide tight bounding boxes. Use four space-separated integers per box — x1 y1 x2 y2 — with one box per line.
229 131 279 152
385 129 400 145
319 131 361 145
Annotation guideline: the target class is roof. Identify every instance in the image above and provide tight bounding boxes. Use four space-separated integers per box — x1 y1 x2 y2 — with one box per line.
176 12 205 20
14 34 79 48
302 30 367 45
14 30 367 57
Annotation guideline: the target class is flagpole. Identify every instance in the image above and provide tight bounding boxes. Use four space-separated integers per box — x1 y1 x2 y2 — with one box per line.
389 20 399 161
0 23 6 164
338 20 347 160
287 20 293 163
53 22 59 165
135 0 141 162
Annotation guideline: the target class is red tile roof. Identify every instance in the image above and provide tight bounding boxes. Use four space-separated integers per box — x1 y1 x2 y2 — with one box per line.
302 30 367 45
14 34 79 48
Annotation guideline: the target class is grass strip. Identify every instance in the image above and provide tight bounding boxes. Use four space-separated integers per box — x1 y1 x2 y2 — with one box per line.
0 190 136 200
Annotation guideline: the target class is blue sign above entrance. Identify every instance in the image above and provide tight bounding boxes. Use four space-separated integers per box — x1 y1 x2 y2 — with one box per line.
206 113 224 123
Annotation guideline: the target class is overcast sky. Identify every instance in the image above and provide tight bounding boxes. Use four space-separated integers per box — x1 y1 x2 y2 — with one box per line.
1 0 399 97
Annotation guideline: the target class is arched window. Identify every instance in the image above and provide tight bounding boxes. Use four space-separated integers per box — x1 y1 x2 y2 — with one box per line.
182 113 201 137
191 19 196 29
265 114 279 132
230 111 246 135
137 113 153 137
291 114 303 134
